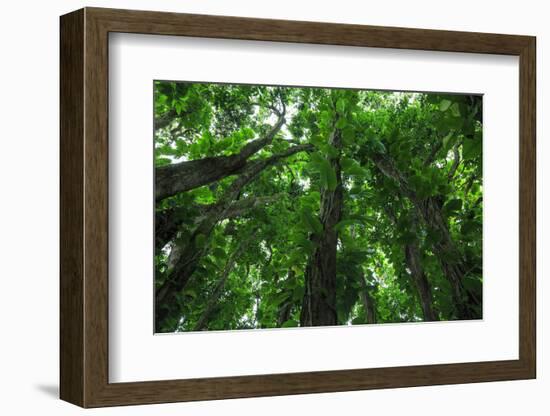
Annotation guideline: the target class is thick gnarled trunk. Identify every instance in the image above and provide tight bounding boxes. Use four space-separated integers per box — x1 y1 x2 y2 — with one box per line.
155 114 284 201
155 144 312 331
300 130 342 327
373 153 479 320
404 243 438 321
384 204 438 321
416 197 479 319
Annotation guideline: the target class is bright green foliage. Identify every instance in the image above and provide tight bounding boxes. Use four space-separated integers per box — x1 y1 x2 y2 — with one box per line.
154 81 483 332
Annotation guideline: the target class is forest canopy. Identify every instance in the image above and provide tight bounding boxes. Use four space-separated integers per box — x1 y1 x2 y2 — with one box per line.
153 81 483 333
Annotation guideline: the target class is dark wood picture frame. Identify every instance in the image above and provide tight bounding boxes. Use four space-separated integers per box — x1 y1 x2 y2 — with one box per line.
60 7 536 408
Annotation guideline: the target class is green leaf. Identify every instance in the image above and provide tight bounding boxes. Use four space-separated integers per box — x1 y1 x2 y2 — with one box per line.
340 157 355 171
292 286 305 302
336 98 346 115
294 236 316 253
461 220 478 235
273 291 290 306
310 135 326 148
463 276 482 295
341 157 366 177
439 99 452 111
450 102 461 117
348 249 371 263
334 218 362 232
195 233 207 248
371 138 386 154
325 144 340 159
335 117 347 129
398 230 417 245
281 319 299 328
442 131 454 151
444 198 463 213
301 210 323 235
347 164 368 177
183 289 197 299
319 110 332 126
409 174 427 197
318 159 338 191
462 137 482 160
341 126 355 145
309 152 325 166
326 165 338 190
211 247 226 259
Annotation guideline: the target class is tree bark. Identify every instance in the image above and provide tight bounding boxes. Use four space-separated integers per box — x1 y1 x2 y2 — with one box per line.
372 153 479 319
277 302 293 327
384 205 438 322
155 113 285 201
155 194 282 251
155 144 312 331
277 270 295 327
404 243 438 321
155 109 175 131
193 238 251 331
359 275 377 324
300 130 343 327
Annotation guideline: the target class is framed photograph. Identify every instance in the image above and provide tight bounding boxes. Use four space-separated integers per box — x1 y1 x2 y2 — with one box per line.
60 7 536 408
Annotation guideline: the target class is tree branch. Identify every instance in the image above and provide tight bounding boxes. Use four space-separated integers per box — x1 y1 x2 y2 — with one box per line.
155 111 286 201
447 142 461 180
155 144 312 330
155 194 283 251
154 109 179 131
424 140 443 167
193 236 254 331
359 274 376 324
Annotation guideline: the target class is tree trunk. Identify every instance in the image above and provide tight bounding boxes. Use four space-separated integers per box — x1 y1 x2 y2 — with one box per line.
372 153 479 320
155 194 282 252
416 197 479 319
155 114 285 201
384 204 438 321
277 302 293 327
359 275 376 324
193 238 251 331
404 243 438 321
155 144 311 331
277 270 295 327
300 130 343 327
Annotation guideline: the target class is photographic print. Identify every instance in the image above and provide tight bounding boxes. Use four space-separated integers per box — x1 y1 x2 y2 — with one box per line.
60 10 536 406
154 81 483 333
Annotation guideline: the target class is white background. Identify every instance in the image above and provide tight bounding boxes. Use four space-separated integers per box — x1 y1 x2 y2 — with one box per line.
110 34 519 382
0 0 547 414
